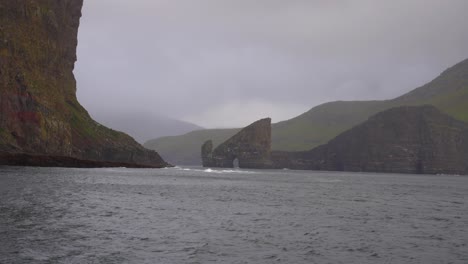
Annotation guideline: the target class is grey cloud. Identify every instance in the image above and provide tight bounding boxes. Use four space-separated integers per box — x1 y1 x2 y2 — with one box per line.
75 0 468 128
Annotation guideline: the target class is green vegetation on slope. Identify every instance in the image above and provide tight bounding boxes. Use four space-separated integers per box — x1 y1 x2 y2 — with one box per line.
145 58 468 165
145 128 240 165
273 58 468 151
271 100 391 151
0 0 166 166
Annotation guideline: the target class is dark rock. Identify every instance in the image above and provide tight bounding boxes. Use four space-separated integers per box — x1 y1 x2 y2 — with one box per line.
201 140 213 166
0 152 165 168
204 106 468 175
202 118 273 168
0 0 168 167
272 105 468 175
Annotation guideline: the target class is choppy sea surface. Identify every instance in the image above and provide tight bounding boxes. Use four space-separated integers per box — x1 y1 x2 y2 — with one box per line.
0 166 467 264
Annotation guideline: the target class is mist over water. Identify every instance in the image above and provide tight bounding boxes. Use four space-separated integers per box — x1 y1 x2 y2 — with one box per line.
1 166 467 263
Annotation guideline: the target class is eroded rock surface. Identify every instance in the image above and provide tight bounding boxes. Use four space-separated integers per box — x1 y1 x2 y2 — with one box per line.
272 106 468 174
202 118 272 168
0 0 167 167
204 106 468 175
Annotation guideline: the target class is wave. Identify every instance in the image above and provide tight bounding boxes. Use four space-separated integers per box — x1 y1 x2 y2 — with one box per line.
203 168 257 174
168 167 257 174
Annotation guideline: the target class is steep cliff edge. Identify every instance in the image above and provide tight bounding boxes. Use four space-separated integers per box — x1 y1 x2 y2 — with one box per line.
205 106 468 174
273 106 468 174
0 0 167 167
202 118 272 168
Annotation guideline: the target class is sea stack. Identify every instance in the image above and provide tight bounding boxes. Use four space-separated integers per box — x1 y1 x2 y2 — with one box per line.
202 118 273 168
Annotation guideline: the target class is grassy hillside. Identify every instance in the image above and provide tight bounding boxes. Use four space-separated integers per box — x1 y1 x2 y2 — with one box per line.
145 58 468 165
271 100 391 151
144 128 240 165
395 58 468 121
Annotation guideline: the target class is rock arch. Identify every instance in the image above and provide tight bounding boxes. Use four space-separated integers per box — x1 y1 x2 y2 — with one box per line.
201 118 273 169
232 157 239 168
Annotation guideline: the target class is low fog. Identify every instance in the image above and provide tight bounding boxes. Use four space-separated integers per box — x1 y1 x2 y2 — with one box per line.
75 0 468 128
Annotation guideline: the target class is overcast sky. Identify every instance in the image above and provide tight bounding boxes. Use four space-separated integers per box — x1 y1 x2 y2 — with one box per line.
74 0 468 128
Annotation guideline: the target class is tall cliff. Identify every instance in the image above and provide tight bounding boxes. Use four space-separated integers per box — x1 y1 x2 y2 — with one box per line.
273 106 468 175
0 0 167 167
202 118 272 168
203 106 468 174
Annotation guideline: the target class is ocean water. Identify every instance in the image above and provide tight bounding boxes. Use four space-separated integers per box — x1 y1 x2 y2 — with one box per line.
0 166 467 264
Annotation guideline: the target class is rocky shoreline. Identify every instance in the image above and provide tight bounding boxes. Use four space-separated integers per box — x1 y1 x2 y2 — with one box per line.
202 106 468 175
0 152 168 169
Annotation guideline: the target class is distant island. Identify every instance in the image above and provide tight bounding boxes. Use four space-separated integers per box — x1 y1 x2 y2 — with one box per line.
202 106 468 175
148 58 468 166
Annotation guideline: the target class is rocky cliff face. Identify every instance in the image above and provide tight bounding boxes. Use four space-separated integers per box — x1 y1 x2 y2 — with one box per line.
202 118 273 168
205 107 468 175
273 106 468 174
0 0 167 167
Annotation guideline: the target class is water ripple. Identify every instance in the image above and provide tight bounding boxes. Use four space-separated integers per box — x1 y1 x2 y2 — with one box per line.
0 166 467 263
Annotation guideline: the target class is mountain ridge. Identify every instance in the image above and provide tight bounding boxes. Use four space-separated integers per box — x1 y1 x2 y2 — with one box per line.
271 105 468 175
145 58 468 165
90 111 203 143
